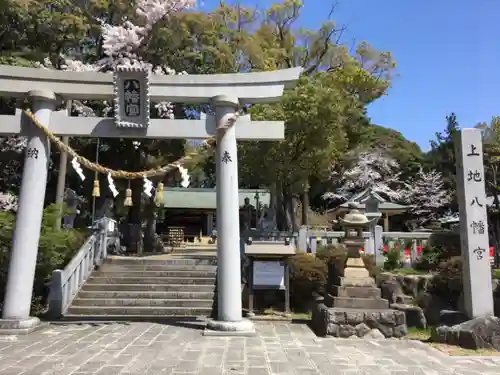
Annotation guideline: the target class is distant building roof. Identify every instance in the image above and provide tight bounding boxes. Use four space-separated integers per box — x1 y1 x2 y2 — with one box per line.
163 188 270 210
328 187 409 215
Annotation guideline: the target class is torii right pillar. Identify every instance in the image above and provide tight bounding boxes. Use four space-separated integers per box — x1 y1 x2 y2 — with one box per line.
204 95 255 336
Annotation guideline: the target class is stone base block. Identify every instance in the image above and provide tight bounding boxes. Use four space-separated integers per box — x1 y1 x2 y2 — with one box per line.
311 303 407 339
390 303 427 329
431 315 500 350
439 310 468 327
331 285 381 299
336 276 375 287
344 267 369 279
0 317 45 335
325 295 389 309
203 318 256 337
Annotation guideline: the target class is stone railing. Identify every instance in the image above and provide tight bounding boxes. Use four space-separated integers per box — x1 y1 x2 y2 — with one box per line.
244 226 434 267
48 217 118 317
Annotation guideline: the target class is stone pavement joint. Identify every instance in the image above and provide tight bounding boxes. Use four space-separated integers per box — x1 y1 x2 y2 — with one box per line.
0 322 498 374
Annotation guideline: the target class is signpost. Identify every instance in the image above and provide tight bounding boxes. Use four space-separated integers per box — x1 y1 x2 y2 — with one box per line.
455 128 494 319
245 241 295 317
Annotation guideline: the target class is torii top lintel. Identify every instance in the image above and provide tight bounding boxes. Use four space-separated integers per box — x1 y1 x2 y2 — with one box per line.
0 65 302 104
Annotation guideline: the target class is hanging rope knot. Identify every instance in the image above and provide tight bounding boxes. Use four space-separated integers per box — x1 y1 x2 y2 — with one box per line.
22 109 240 180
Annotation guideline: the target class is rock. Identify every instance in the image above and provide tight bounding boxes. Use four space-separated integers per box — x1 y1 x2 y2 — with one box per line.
393 324 408 338
431 315 500 350
363 328 385 340
355 323 370 337
390 303 427 329
338 325 355 338
327 323 339 336
380 280 404 304
348 335 358 339
395 275 420 297
439 310 468 327
418 292 452 326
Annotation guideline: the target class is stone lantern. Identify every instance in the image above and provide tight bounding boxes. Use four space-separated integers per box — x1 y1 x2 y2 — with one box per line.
312 202 408 339
338 202 378 278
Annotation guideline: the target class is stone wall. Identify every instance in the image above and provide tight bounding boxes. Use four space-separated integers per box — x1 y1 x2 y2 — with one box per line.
311 303 407 338
378 272 500 326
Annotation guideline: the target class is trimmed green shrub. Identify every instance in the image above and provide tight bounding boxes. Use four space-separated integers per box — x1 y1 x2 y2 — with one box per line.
427 256 463 308
288 253 327 311
0 204 85 315
414 245 441 271
427 231 461 260
362 253 379 278
383 245 402 271
316 244 347 285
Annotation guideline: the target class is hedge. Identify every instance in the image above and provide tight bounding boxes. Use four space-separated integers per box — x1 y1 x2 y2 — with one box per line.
0 205 85 315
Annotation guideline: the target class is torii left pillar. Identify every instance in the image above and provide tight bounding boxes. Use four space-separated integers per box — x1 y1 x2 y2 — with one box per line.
0 90 57 334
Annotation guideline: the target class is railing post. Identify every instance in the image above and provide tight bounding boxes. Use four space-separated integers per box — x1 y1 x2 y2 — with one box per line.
48 269 64 318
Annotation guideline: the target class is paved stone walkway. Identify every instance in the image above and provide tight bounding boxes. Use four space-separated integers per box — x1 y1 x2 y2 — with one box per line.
0 321 499 375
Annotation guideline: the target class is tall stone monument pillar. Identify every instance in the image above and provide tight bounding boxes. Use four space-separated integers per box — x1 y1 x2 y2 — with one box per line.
0 90 57 334
205 95 254 335
455 128 494 318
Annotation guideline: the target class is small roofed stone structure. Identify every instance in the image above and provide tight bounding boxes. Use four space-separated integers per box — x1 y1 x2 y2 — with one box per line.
311 202 408 338
328 187 409 231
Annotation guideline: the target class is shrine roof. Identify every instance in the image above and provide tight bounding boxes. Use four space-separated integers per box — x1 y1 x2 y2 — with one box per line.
163 188 271 210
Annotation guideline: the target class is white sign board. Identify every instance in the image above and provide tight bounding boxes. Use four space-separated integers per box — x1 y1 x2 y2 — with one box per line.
455 128 494 318
253 261 284 288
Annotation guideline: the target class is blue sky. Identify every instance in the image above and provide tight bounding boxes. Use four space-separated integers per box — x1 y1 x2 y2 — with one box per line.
200 0 498 151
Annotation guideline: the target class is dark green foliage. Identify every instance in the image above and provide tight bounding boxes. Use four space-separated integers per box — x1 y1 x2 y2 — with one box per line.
414 245 441 271
316 244 347 284
362 254 379 278
427 256 463 308
383 246 402 271
287 253 327 311
0 205 85 315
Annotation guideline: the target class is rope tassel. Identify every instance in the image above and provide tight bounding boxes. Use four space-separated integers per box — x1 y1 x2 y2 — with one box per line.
92 179 100 197
124 184 133 207
154 182 164 206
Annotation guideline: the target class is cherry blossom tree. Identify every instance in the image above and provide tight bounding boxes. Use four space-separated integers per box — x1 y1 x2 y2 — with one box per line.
323 149 403 203
400 168 451 228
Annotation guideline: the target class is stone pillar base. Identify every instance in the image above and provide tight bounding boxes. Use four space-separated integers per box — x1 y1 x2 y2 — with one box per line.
203 319 256 337
0 317 46 335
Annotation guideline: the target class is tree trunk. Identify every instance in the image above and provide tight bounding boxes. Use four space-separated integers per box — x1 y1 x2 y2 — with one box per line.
300 184 309 226
143 199 157 253
282 188 295 231
127 180 143 255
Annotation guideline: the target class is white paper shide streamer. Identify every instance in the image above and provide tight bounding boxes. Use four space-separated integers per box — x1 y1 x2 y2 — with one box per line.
178 165 190 188
143 177 154 197
107 173 119 197
71 158 86 181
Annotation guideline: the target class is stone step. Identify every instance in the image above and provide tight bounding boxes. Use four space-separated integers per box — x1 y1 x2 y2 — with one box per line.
92 270 217 278
66 306 213 317
98 264 217 272
331 286 381 299
81 283 215 292
72 298 214 308
336 277 375 287
86 276 216 285
78 290 215 300
325 296 389 309
105 258 217 266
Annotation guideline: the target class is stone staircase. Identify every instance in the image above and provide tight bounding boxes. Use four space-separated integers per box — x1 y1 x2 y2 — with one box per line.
65 256 217 318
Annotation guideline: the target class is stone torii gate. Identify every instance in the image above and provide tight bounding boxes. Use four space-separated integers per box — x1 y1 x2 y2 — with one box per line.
0 64 301 335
